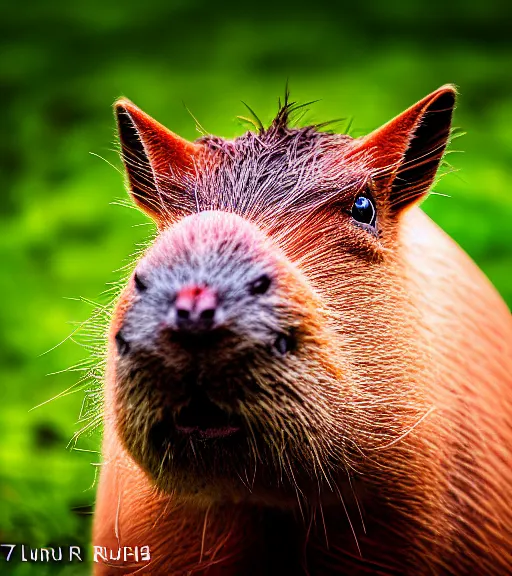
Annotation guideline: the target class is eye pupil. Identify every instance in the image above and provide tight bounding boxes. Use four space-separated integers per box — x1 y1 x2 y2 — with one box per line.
351 195 376 227
134 272 147 292
115 331 130 356
274 333 295 355
355 196 369 211
249 274 271 296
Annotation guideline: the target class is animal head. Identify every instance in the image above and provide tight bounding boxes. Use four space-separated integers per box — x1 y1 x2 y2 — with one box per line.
109 87 455 505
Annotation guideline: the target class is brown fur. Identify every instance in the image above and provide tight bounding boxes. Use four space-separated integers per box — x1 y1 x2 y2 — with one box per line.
93 86 512 575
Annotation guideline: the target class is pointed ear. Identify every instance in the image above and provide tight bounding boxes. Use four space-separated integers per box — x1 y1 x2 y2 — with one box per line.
352 85 456 211
114 98 201 225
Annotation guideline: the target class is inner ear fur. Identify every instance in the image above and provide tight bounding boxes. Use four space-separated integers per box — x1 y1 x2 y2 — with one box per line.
114 99 201 225
354 85 456 212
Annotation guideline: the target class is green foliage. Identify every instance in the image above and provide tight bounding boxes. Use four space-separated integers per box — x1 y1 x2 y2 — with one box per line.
1 0 510 573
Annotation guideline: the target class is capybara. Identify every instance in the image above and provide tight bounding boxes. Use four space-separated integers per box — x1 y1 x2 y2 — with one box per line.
92 85 512 575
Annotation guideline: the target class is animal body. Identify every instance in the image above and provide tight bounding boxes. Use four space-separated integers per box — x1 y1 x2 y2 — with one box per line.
92 86 512 575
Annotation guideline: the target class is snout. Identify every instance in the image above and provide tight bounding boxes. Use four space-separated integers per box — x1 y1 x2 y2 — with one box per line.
115 211 303 358
114 211 302 440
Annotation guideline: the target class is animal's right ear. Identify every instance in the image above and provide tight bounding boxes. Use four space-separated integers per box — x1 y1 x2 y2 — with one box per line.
114 99 201 227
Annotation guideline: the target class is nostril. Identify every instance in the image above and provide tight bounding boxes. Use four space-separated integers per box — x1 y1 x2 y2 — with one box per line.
199 308 215 321
176 308 191 320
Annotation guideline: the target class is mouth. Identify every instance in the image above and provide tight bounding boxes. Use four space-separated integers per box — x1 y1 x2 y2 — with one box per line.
174 394 242 440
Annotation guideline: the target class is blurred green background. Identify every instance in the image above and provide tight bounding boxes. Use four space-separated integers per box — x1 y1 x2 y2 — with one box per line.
1 0 511 573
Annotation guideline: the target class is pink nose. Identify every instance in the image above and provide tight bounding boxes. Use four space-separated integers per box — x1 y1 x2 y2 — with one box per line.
174 285 218 328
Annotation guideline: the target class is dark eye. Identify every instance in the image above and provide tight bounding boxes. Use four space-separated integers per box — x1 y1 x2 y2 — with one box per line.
351 195 376 229
249 274 271 296
274 333 295 355
115 331 130 356
134 272 147 292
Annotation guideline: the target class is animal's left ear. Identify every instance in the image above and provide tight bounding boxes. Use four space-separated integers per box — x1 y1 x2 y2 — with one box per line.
352 85 456 211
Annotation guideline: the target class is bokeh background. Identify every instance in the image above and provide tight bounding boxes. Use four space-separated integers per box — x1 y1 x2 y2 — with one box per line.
1 0 511 573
